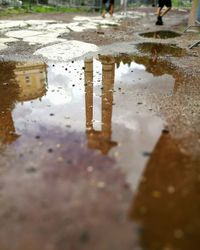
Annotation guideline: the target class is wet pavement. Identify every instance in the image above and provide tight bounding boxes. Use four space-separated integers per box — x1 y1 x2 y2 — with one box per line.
0 47 200 249
0 7 200 250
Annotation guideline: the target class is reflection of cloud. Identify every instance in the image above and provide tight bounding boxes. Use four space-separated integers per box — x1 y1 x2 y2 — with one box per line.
46 85 72 105
115 61 175 93
115 62 146 79
111 116 164 191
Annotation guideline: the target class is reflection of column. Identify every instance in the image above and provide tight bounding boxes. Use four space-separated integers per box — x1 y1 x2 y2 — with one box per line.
84 59 93 131
129 133 200 250
101 56 115 144
84 57 117 155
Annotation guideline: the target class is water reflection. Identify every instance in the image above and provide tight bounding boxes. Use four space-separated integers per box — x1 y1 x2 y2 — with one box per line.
84 57 117 154
136 43 186 58
129 133 200 250
14 62 47 102
140 30 182 39
0 55 199 250
0 61 47 145
0 62 19 144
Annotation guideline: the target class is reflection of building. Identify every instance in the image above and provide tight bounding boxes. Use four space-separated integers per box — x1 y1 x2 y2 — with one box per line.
0 61 47 146
14 62 47 102
129 133 200 250
84 57 117 154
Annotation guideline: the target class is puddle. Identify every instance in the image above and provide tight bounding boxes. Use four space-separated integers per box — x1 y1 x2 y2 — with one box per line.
140 30 182 39
0 55 199 250
136 42 186 57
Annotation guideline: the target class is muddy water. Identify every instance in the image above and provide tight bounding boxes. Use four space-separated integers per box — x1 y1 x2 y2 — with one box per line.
0 55 199 250
140 30 182 39
136 42 186 57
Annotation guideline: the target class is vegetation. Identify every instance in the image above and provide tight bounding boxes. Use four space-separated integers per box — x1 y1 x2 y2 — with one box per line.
0 0 192 17
172 0 192 8
0 3 90 17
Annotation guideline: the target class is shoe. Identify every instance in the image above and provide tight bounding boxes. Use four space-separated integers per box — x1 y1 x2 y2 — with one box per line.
156 16 163 25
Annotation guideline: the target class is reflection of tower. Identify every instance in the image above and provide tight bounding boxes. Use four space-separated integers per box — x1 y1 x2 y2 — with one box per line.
84 57 117 155
14 62 47 102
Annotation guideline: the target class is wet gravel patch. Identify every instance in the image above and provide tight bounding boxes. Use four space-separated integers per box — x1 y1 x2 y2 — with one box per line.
0 41 39 57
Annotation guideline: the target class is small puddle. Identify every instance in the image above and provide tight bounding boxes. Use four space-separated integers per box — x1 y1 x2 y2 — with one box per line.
0 54 199 250
136 42 186 57
140 30 182 39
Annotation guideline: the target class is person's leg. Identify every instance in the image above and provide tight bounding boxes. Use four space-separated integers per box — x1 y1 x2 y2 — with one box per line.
102 9 106 18
156 0 164 25
102 0 107 18
157 7 162 17
160 7 171 17
160 0 172 17
109 0 114 16
109 4 114 16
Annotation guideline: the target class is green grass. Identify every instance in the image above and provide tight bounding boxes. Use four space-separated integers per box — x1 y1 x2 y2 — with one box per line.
0 4 91 17
172 0 192 8
26 4 90 13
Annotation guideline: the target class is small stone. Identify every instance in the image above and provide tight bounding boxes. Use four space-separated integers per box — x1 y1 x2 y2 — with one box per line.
167 185 175 194
57 156 63 162
26 167 37 173
142 151 152 157
162 128 169 134
79 230 90 243
87 166 93 172
174 229 184 239
97 181 105 189
152 190 161 198
48 148 53 153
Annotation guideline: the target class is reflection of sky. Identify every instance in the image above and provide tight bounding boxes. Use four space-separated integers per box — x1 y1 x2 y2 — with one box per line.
12 59 175 191
115 61 146 80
